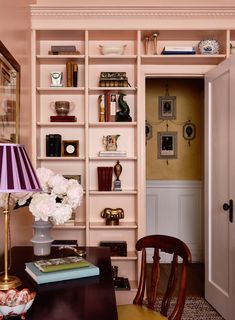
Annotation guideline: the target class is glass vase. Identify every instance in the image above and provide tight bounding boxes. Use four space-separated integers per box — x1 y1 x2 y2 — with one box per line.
31 220 53 256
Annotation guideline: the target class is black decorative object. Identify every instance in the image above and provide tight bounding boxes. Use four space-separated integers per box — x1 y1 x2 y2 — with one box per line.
116 93 132 122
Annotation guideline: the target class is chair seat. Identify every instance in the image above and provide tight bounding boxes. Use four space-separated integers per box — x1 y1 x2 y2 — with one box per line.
117 304 168 320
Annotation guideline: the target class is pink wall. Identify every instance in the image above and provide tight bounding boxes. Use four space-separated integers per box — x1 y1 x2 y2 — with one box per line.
0 0 36 254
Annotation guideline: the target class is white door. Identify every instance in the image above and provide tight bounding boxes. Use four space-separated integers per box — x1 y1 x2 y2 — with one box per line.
205 56 235 319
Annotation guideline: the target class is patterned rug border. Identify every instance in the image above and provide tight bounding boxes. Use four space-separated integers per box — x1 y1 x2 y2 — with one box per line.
182 297 224 320
145 296 224 320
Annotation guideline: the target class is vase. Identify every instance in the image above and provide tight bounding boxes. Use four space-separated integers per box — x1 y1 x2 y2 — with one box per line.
31 220 53 256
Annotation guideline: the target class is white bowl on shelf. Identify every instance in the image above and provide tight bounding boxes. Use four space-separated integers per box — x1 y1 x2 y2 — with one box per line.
99 44 127 55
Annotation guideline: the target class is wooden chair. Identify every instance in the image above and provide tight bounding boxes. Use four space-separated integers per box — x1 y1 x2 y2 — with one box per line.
117 235 192 320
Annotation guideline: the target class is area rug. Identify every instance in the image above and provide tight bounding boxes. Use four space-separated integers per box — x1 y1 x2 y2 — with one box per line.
181 297 224 320
145 297 224 319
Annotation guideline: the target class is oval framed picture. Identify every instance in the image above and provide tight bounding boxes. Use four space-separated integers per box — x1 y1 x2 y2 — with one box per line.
62 140 79 157
183 122 196 141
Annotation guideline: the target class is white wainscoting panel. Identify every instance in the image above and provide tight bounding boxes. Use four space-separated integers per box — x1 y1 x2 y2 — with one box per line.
146 180 203 263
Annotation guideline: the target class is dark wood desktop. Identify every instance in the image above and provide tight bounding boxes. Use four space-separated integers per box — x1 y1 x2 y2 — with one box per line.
8 246 118 320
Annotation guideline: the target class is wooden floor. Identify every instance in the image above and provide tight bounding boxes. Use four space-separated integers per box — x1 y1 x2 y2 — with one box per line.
147 263 204 297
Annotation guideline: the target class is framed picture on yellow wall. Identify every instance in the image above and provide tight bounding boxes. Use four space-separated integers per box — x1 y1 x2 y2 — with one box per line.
157 131 177 159
158 96 176 120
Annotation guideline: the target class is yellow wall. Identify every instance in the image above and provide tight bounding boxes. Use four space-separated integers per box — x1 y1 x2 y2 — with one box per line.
146 78 204 180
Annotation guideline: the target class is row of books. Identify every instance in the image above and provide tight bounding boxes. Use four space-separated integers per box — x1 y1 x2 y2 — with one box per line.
99 72 130 87
48 45 81 55
97 167 113 191
25 256 99 284
98 92 118 122
46 134 61 157
66 61 78 87
161 46 196 55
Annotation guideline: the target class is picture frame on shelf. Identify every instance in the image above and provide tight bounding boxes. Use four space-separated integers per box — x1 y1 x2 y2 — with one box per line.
0 41 20 143
158 96 176 120
61 140 79 157
63 174 81 184
157 131 177 159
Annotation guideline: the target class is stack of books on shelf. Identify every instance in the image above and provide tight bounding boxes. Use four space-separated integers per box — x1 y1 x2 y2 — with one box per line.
99 150 127 157
25 256 99 284
99 72 130 87
46 134 61 157
97 167 113 191
66 61 78 87
48 45 80 55
98 92 118 122
161 46 196 55
51 240 78 248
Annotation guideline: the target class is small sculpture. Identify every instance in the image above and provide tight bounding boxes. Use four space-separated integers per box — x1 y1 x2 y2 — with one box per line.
116 93 132 122
101 208 124 225
113 160 122 191
50 72 63 87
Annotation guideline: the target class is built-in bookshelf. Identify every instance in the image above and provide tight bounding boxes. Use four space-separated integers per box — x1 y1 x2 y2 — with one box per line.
30 4 235 304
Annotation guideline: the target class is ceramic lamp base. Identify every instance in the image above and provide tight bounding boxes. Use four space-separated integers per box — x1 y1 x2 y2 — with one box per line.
0 275 22 290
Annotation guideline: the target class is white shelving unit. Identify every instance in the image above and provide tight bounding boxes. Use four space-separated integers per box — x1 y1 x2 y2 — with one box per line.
31 6 235 302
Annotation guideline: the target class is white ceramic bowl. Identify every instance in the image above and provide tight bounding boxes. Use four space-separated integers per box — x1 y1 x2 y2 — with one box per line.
0 288 36 319
99 44 127 55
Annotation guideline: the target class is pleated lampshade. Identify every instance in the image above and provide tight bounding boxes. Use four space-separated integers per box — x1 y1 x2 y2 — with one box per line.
0 143 41 192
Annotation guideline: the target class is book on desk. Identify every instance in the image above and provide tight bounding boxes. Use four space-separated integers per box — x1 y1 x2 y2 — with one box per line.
25 256 100 284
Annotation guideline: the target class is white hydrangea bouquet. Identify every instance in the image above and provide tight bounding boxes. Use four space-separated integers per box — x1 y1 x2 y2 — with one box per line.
0 167 83 225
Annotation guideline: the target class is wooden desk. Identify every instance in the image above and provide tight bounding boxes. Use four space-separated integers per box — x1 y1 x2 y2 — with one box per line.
8 246 118 320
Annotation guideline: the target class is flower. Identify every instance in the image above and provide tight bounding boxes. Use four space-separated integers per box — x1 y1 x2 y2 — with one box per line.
2 167 84 225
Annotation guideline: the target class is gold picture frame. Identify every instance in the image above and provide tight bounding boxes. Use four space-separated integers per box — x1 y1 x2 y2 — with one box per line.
158 96 176 120
157 131 177 159
0 41 20 143
61 140 79 157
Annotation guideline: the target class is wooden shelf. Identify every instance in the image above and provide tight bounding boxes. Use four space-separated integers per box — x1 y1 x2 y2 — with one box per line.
36 87 85 94
141 54 227 65
89 222 138 229
89 122 136 127
37 122 85 127
38 156 85 161
89 190 137 195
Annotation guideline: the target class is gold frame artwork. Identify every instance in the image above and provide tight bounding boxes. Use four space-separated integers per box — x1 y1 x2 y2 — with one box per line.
0 41 20 143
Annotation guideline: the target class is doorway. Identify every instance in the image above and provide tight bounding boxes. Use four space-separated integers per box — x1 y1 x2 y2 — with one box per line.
145 76 204 263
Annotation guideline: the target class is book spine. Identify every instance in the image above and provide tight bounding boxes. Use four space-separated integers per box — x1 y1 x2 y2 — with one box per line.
105 93 110 122
46 134 55 157
66 62 72 87
97 167 103 191
54 134 62 157
109 93 117 122
72 63 78 87
98 94 105 122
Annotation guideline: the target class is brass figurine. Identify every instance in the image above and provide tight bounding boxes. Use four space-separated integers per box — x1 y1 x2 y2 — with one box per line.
101 208 124 225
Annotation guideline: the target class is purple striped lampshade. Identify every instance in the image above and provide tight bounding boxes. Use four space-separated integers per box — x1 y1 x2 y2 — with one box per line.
0 143 41 192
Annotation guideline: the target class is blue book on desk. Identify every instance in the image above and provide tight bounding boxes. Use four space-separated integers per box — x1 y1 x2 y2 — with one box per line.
25 260 100 284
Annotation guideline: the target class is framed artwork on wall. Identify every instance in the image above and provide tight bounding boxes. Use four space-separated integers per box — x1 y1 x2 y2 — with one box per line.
158 96 176 120
0 41 20 143
157 131 177 159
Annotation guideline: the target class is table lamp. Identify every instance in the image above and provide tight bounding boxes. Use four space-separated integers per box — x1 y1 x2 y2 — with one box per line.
0 143 41 290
